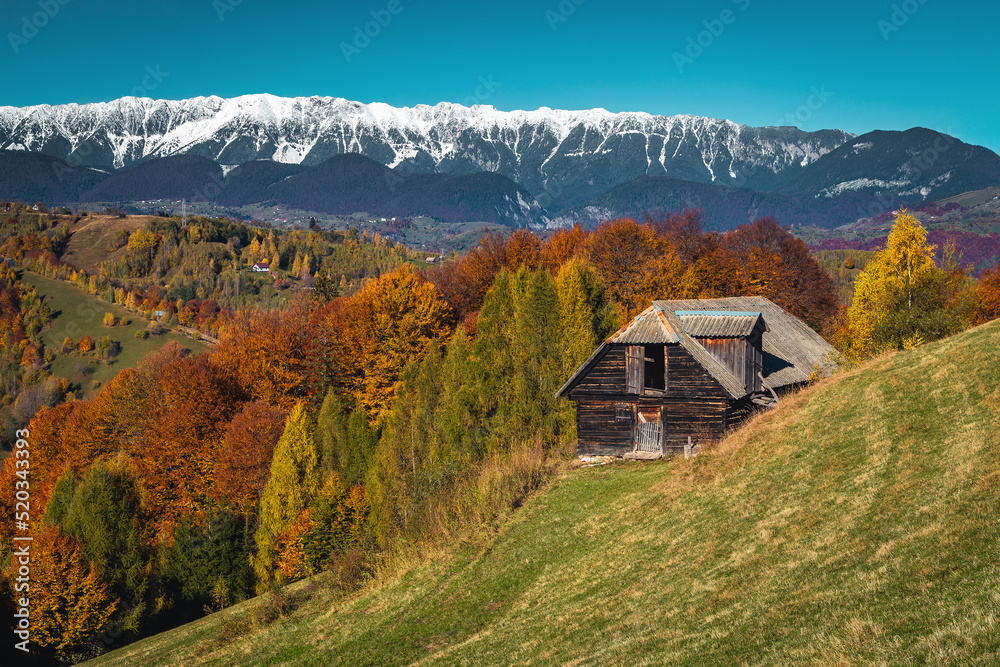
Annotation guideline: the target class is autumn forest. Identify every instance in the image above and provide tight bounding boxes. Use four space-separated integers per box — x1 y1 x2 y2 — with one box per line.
2 204 1000 662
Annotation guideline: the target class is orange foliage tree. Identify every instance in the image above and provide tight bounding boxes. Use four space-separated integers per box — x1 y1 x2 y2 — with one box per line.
336 265 454 423
580 218 693 320
213 401 288 515
503 228 542 271
27 344 249 538
13 402 102 529
426 233 508 320
212 299 315 409
540 223 588 273
30 525 118 661
975 265 1000 324
127 351 248 533
710 217 839 330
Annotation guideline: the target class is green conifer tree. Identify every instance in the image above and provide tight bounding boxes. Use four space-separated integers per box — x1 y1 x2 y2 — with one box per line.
42 467 77 527
316 389 348 481
60 454 151 632
253 404 319 589
343 403 378 488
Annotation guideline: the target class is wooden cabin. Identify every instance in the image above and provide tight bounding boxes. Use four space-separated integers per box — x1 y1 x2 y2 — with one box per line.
557 297 836 458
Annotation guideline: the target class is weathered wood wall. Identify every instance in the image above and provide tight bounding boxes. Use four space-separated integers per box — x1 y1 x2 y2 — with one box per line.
699 335 763 393
574 397 728 456
572 345 625 394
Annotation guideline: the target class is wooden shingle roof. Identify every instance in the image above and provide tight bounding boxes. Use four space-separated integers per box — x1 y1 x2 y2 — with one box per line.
607 306 681 344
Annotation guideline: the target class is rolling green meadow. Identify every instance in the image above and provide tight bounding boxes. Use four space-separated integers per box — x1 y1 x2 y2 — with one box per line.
20 272 206 390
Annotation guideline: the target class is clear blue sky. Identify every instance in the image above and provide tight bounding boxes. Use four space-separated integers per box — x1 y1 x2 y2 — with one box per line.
2 0 998 152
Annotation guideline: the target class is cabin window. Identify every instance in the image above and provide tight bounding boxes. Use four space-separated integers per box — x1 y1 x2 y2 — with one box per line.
627 345 667 394
643 345 666 391
615 403 632 424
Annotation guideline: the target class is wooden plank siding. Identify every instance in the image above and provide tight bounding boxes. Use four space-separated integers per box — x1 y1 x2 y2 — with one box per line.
698 336 763 393
572 345 626 394
575 396 727 456
664 345 730 399
626 346 643 394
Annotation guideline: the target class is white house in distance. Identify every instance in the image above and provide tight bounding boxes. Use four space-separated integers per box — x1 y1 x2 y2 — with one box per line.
252 262 270 273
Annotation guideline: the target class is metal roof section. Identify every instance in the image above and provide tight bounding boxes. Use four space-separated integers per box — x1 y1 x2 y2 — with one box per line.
659 308 749 400
656 296 836 388
675 311 766 338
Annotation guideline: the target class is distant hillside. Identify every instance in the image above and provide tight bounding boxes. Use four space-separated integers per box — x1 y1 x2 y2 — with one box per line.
566 129 1000 230
937 185 1000 208
93 320 1000 665
82 155 224 203
266 154 544 224
0 150 107 202
0 152 545 226
216 160 307 206
21 272 207 392
568 176 879 230
778 127 1000 201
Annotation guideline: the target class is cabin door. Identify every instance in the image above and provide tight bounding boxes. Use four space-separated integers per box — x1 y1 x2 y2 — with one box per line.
634 407 663 453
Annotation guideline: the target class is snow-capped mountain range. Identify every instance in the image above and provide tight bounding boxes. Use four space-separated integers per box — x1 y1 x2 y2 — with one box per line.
3 95 1000 229
0 94 854 209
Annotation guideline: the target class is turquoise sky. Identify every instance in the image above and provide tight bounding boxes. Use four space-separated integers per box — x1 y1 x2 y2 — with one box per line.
2 0 998 151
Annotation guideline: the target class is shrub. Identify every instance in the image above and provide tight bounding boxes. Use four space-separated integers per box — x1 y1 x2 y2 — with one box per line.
135 330 149 340
61 336 74 353
146 321 166 335
97 336 120 361
103 312 116 327
323 548 372 595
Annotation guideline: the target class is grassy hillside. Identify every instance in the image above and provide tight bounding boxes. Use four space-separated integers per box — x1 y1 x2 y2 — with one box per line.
91 320 1000 665
21 271 207 390
60 214 159 275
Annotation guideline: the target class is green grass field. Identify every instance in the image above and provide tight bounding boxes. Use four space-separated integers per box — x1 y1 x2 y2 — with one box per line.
90 320 1000 666
21 272 208 391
